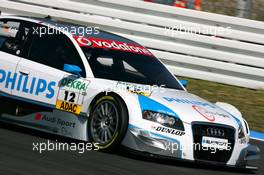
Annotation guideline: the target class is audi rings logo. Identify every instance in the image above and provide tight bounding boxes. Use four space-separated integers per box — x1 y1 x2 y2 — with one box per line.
206 128 225 137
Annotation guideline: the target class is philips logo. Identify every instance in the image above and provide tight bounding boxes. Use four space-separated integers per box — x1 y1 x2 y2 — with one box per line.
0 68 56 99
163 97 216 108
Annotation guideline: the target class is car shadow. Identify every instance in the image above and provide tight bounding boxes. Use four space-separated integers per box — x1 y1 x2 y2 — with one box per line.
117 146 257 174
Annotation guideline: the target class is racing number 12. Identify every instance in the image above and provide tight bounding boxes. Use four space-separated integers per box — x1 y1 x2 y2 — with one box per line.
64 91 76 103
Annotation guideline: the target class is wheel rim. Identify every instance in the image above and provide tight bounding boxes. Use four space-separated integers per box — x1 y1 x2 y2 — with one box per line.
90 100 119 144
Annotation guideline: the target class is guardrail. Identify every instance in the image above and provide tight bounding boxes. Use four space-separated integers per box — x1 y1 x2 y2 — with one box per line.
0 0 263 89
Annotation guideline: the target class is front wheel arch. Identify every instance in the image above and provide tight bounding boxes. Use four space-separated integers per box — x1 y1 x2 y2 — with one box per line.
87 92 129 152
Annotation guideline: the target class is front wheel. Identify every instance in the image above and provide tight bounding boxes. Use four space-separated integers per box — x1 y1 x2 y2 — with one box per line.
88 95 128 152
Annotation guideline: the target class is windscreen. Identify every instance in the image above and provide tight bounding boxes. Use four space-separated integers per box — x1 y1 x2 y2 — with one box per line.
82 47 183 90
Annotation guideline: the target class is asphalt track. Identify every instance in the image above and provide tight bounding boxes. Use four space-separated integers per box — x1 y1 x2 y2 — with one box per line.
0 122 263 175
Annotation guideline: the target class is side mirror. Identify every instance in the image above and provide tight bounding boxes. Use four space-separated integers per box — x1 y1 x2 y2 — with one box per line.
179 79 188 88
63 64 82 77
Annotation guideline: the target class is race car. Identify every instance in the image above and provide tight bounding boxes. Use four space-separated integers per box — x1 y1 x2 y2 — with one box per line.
0 15 260 169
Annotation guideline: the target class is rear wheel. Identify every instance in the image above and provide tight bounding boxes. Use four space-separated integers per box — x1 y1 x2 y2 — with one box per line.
88 95 128 151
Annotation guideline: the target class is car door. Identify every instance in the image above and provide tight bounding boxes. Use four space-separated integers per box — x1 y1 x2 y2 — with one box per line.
13 25 89 115
0 19 24 95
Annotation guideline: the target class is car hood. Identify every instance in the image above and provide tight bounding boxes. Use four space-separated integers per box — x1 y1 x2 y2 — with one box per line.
147 89 240 128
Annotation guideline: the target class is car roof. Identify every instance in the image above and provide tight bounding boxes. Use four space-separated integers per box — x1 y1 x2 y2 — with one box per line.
0 15 140 45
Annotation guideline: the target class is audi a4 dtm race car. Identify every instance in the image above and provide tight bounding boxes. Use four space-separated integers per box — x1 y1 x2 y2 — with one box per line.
0 16 259 169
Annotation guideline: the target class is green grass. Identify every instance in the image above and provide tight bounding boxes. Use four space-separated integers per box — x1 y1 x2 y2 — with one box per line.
180 77 264 132
202 0 264 21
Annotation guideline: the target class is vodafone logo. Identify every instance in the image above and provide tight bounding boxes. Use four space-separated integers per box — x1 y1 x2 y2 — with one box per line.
74 36 153 56
77 37 93 46
192 105 215 122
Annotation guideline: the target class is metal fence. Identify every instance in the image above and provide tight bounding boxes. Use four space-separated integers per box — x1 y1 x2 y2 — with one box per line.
0 0 263 89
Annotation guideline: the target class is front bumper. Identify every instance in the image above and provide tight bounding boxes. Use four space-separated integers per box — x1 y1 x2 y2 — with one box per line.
122 124 260 169
122 125 182 158
236 144 260 167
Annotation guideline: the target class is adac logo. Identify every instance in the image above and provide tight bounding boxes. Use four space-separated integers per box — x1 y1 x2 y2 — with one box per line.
0 67 56 99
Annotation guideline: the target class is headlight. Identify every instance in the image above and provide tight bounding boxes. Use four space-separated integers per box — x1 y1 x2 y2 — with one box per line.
238 123 246 139
142 110 184 131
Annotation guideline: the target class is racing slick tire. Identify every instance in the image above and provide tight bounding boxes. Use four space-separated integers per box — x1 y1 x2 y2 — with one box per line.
88 94 128 152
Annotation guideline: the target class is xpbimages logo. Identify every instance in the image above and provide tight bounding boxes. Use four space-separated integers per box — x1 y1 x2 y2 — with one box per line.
32 24 100 37
0 67 56 99
32 140 100 154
